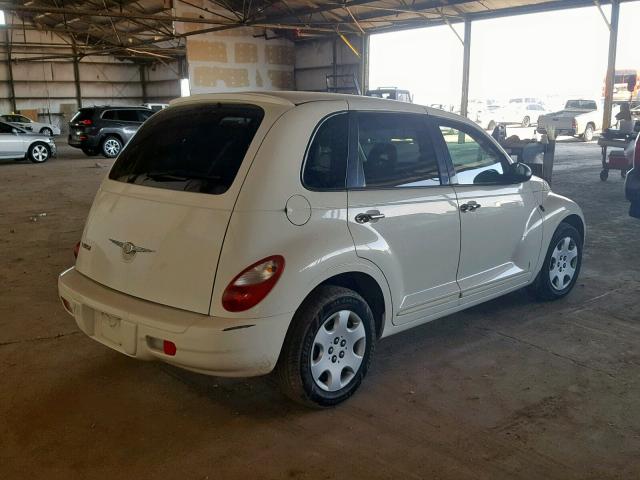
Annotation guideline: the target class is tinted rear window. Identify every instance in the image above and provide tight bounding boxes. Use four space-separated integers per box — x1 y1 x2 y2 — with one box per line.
109 104 264 195
71 109 95 123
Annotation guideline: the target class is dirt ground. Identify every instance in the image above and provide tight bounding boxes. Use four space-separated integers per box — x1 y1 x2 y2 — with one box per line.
1 138 639 480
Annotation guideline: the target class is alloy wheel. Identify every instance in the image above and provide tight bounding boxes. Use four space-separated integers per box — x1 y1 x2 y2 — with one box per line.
32 145 48 162
104 139 121 157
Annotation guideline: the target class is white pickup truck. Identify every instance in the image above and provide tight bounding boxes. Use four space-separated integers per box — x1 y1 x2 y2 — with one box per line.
537 99 617 142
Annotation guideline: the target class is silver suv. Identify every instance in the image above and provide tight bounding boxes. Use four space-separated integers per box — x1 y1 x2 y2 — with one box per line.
0 121 56 163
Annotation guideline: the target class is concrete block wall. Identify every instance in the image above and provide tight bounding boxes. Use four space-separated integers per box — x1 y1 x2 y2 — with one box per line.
175 3 294 94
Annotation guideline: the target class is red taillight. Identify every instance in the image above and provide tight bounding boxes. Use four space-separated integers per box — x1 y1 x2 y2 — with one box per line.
73 241 80 259
222 255 285 312
79 119 92 125
163 340 177 356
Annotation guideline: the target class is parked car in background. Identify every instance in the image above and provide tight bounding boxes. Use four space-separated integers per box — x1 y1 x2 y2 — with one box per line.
0 120 56 163
143 103 169 112
537 99 617 141
59 92 585 407
1 114 60 136
68 106 153 158
608 69 640 104
366 87 413 103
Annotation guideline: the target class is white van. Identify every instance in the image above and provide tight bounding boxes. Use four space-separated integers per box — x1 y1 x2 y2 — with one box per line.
59 92 585 407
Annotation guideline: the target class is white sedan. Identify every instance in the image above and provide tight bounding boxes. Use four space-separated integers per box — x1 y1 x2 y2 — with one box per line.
0 114 61 136
59 92 584 407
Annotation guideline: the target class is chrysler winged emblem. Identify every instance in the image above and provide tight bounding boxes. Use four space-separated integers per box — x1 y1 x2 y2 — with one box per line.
109 238 155 259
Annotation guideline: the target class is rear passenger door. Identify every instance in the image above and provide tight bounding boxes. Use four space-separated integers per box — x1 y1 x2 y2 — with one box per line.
432 119 543 303
347 112 461 325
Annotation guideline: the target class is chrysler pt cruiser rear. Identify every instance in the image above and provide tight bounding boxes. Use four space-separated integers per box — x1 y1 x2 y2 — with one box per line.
59 92 585 407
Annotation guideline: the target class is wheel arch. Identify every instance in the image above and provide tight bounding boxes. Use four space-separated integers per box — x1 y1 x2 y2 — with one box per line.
562 214 585 242
317 272 386 339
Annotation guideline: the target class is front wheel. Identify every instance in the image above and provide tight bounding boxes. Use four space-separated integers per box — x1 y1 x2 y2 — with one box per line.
101 136 123 158
28 142 50 163
276 286 376 408
529 223 583 301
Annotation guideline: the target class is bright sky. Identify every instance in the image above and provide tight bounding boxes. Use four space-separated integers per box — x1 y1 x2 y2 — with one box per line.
370 1 640 107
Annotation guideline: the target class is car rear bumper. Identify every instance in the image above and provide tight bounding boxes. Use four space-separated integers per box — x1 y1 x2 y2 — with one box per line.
536 127 576 136
68 134 100 149
58 267 292 377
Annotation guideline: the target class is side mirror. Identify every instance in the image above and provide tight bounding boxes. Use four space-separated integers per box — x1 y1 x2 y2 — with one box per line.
506 162 532 183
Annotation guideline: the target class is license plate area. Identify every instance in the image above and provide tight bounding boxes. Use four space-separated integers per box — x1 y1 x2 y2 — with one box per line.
95 311 137 355
98 312 122 345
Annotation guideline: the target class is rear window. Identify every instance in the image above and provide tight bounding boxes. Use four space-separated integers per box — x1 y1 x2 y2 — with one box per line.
565 100 597 110
71 109 95 123
109 104 264 195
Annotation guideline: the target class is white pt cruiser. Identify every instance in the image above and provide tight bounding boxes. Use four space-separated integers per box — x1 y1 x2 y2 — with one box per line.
59 92 584 407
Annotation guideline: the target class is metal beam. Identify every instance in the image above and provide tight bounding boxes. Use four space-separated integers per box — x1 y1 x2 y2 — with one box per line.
602 0 620 130
140 64 148 104
459 19 471 120
72 46 82 108
5 30 16 112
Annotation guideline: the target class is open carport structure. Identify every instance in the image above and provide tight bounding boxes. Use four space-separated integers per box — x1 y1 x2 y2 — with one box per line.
1 1 639 480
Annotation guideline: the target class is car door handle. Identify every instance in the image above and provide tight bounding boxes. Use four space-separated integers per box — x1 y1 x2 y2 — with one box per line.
460 201 481 212
355 211 385 223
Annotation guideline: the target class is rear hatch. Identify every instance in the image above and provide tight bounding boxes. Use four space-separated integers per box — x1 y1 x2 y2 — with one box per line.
75 102 271 314
69 108 97 141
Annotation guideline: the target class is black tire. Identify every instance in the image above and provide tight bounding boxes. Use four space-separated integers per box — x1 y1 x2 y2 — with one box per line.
276 285 376 408
81 147 100 157
583 124 595 142
529 222 583 301
40 127 53 136
600 169 609 181
521 116 530 128
101 135 123 158
27 142 50 163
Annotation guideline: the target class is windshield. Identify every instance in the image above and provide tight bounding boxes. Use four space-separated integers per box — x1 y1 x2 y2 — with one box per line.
109 103 264 195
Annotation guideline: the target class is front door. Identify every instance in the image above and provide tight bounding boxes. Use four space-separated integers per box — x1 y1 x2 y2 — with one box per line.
0 122 25 158
347 111 461 325
433 119 543 304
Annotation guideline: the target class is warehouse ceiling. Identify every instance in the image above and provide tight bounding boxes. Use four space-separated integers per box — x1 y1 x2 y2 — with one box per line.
0 0 632 63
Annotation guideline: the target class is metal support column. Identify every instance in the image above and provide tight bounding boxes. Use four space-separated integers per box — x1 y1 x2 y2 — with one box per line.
5 31 16 113
360 33 369 95
460 19 472 120
72 46 82 108
140 64 148 104
602 0 620 131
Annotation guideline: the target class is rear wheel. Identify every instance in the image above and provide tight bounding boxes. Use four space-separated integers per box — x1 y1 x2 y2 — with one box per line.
276 285 376 408
28 142 50 163
40 127 53 136
101 136 123 158
521 116 531 128
583 124 595 142
529 223 582 301
81 147 100 157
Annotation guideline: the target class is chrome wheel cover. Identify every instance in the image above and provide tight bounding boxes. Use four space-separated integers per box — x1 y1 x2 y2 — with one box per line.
104 139 121 157
549 236 578 291
32 145 48 162
310 310 366 392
